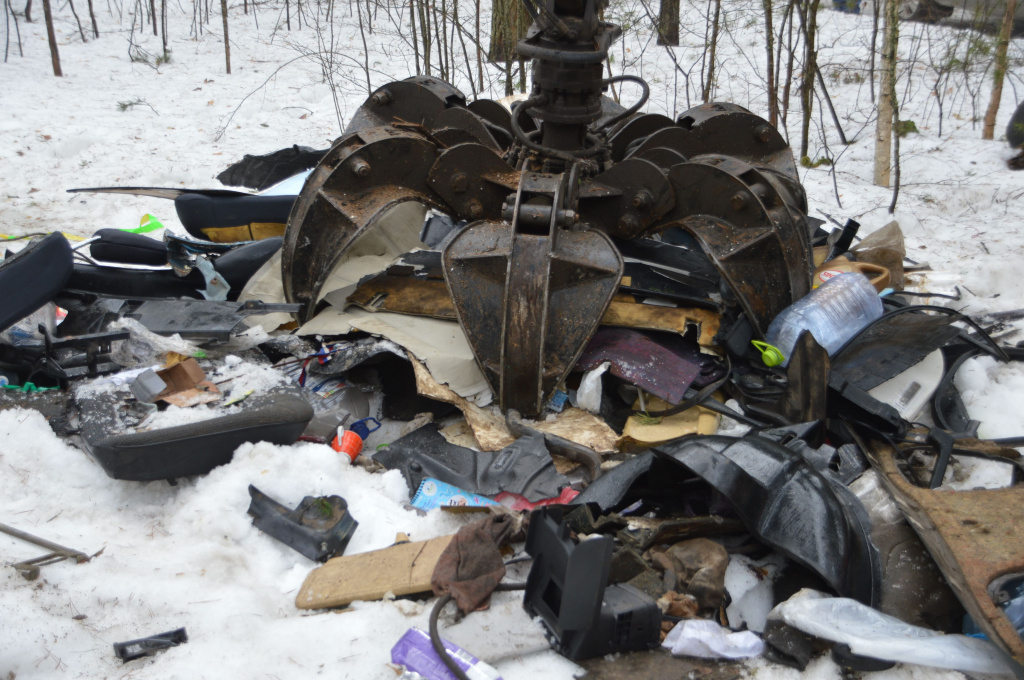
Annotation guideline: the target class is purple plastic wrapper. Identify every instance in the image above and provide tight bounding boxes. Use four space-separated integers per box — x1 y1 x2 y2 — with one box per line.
391 628 503 680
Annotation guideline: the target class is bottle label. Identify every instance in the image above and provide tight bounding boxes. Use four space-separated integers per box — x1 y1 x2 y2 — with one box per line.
814 269 846 288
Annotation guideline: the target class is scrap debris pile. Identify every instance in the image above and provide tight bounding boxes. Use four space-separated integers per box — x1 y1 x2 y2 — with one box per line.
4 0 1024 676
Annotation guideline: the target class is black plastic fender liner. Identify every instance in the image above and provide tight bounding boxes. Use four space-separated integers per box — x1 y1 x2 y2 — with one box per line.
0 233 73 334
570 450 655 512
78 391 313 481
373 423 570 502
653 435 882 607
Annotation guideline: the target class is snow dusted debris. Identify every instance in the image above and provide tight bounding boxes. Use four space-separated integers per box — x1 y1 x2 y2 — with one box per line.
0 407 568 679
725 553 787 634
72 354 290 434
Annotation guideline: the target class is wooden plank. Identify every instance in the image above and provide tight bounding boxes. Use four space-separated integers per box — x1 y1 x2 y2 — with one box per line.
295 535 453 610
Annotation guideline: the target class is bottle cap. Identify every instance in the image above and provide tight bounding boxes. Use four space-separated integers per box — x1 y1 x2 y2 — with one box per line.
752 340 785 367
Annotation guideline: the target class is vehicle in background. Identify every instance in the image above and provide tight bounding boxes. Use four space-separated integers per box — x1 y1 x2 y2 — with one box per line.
898 0 1024 31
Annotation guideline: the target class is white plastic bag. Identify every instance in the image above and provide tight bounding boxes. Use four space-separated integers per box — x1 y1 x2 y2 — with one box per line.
771 589 1015 675
576 361 610 414
662 619 764 659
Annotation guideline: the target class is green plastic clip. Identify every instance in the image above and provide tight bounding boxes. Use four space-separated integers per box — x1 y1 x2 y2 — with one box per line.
751 340 785 367
123 213 164 234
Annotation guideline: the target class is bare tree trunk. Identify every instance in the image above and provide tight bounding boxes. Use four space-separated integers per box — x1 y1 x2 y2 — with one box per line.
489 0 528 93
87 0 98 36
657 0 680 45
702 0 721 102
869 0 878 103
160 0 167 55
763 0 776 124
7 0 26 59
409 0 419 74
781 0 795 130
41 0 61 74
149 0 156 34
792 0 846 144
418 0 431 76
452 0 477 96
798 0 820 160
475 0 482 90
440 0 450 82
982 0 1017 139
220 0 230 73
68 0 87 41
874 0 897 186
356 0 372 94
24 0 31 22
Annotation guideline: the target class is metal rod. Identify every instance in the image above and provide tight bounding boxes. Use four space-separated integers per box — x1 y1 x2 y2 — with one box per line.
0 521 89 562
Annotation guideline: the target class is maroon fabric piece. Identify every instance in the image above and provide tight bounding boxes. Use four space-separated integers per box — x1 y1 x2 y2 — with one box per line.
431 514 516 615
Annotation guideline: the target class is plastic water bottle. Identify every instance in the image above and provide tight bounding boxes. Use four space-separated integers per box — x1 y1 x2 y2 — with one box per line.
764 272 884 366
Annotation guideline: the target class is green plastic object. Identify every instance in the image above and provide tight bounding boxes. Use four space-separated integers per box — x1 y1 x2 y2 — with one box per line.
752 340 785 367
1 382 60 393
123 214 164 234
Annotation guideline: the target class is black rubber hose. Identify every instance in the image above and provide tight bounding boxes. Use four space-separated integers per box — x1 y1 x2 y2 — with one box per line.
429 583 527 680
510 97 607 161
630 356 732 419
597 75 651 135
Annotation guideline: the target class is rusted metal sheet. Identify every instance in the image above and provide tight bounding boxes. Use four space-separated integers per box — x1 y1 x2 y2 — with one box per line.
443 170 623 415
580 158 675 239
431 107 503 152
660 157 812 337
281 127 450 321
862 435 1024 668
606 113 677 161
671 102 800 178
344 76 466 135
443 217 623 415
428 143 520 221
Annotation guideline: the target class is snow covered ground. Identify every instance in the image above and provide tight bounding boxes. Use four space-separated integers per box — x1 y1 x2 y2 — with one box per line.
1 0 1023 678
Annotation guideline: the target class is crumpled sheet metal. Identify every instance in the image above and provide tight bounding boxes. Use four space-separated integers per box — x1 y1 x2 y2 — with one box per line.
654 435 882 607
863 435 1024 669
373 424 570 502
